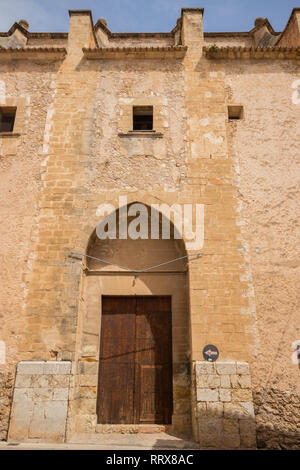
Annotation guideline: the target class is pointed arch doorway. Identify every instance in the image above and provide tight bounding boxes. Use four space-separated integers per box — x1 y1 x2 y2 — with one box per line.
81 202 191 432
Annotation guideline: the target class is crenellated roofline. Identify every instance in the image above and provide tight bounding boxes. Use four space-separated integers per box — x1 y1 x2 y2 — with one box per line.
203 45 300 60
1 7 300 54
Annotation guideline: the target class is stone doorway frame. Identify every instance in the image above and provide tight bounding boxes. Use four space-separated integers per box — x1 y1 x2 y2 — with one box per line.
66 209 192 440
67 270 192 438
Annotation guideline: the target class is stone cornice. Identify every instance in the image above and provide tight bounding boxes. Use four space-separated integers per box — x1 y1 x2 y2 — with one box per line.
0 24 68 40
0 22 28 37
181 8 204 14
0 47 67 60
68 9 93 18
82 45 187 59
203 45 300 60
110 32 174 39
28 32 68 39
204 32 251 37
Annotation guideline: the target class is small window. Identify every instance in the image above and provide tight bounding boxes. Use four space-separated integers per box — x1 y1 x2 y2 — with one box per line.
0 107 17 132
228 105 244 120
133 106 153 131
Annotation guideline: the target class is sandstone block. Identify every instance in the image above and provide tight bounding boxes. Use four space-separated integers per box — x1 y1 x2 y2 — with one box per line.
219 389 231 402
196 402 206 417
240 402 255 419
78 361 98 375
43 361 71 375
77 398 97 415
223 417 239 434
224 403 252 420
29 400 68 442
28 402 47 439
215 362 237 375
222 431 241 449
197 388 219 402
239 419 257 449
173 398 191 415
53 388 69 401
79 375 98 387
51 375 70 388
33 387 53 401
230 374 239 388
75 414 97 433
30 375 50 388
13 388 33 402
198 418 223 448
237 374 252 389
207 374 221 388
14 374 32 388
198 417 223 435
8 401 34 441
206 402 223 418
220 375 231 388
17 361 45 375
196 374 220 388
195 362 215 375
79 386 97 399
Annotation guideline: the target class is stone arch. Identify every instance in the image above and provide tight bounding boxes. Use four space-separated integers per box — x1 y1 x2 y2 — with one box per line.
86 201 187 272
72 201 192 436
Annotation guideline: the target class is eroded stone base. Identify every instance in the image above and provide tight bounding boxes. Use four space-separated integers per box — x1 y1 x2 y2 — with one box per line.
8 361 71 443
193 361 257 449
254 389 300 449
7 359 259 447
0 370 14 441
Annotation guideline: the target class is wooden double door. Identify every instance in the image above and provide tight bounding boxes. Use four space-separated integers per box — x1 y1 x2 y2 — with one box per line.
97 296 173 424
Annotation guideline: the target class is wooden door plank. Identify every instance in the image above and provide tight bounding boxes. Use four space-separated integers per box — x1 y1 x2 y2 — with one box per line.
135 296 173 424
97 296 173 425
97 296 136 424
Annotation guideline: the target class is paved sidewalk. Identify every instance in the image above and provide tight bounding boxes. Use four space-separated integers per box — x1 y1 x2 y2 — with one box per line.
0 433 199 450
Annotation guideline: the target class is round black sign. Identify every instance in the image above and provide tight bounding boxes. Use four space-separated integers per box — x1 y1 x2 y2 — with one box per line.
203 344 219 362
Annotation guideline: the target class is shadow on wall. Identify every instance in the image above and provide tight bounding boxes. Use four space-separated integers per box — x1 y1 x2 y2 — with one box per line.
152 437 199 450
153 390 299 450
151 411 257 450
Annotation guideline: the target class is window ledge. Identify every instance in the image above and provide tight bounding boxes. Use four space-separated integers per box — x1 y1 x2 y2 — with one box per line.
0 132 20 138
118 130 163 138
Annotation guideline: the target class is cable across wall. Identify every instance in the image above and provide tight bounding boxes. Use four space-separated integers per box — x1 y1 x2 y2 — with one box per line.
70 251 203 273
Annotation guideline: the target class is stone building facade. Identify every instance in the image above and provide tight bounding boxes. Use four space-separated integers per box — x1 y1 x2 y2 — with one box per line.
0 8 299 449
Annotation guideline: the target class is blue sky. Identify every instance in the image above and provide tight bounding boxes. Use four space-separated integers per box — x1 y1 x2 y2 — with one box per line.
0 0 298 33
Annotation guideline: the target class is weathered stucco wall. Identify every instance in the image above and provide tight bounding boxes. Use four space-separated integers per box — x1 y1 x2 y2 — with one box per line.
0 61 60 439
89 59 187 192
27 37 68 47
225 60 300 449
107 36 175 48
204 36 253 48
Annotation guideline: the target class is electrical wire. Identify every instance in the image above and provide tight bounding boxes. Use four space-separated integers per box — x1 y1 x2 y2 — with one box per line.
70 251 202 273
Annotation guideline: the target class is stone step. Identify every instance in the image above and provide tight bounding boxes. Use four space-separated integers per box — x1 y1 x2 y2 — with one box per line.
68 432 199 450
